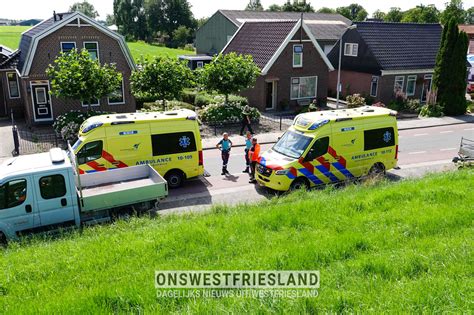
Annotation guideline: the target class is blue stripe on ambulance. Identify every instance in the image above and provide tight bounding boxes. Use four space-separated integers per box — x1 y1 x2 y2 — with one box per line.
298 168 324 185
332 162 354 179
315 165 339 183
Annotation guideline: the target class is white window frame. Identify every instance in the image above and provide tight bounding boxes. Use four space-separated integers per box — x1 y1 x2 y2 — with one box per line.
406 75 417 96
370 76 379 97
60 41 76 53
81 99 100 107
344 43 358 57
35 87 47 104
196 61 204 68
394 76 405 93
83 41 99 61
293 44 303 68
108 78 125 105
6 72 20 99
290 76 318 100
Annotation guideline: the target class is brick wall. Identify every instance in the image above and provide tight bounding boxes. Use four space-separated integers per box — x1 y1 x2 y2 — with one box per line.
328 70 373 99
0 70 24 118
23 20 135 124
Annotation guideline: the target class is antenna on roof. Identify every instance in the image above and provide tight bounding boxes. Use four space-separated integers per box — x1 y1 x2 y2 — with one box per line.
300 12 304 43
53 11 57 22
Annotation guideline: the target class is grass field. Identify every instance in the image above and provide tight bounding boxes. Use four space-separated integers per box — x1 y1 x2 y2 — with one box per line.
0 170 472 313
0 26 194 61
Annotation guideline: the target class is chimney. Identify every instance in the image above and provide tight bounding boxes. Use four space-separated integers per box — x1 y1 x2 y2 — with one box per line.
53 11 56 22
58 13 63 20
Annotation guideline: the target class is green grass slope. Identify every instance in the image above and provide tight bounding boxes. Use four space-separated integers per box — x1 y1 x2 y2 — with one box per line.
0 170 473 313
0 26 194 61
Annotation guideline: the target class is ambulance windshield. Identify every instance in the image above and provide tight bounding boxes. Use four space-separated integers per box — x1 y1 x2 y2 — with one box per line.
273 130 313 159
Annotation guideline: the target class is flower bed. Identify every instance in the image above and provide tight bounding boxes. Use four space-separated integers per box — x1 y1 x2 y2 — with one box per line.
53 110 110 142
199 102 260 124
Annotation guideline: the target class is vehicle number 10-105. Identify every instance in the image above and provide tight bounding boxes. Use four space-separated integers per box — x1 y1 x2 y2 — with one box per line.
177 155 193 161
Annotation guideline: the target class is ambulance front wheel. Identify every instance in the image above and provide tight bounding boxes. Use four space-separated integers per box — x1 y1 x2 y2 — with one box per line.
290 177 310 191
165 170 185 189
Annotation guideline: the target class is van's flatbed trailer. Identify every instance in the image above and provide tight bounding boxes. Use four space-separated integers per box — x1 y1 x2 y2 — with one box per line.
453 137 474 164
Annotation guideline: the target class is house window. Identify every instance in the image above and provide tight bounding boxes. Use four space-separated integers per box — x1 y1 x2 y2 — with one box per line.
394 76 405 93
81 99 100 107
108 78 125 105
406 75 417 96
61 42 76 53
344 43 358 57
84 42 99 61
196 61 204 68
293 45 303 68
290 76 317 100
6 72 20 99
370 76 379 97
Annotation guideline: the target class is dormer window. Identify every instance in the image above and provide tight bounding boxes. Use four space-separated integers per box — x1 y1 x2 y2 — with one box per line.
344 43 358 57
293 44 303 68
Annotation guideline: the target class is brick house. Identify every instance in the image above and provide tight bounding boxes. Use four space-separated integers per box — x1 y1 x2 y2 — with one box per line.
196 10 350 56
0 11 136 124
222 20 334 112
459 25 474 54
327 22 442 105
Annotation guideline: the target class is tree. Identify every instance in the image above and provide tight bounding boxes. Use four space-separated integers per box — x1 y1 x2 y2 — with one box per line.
47 49 121 110
69 1 98 19
317 7 336 14
372 10 386 20
267 4 282 11
131 57 193 109
440 0 466 25
200 53 260 104
172 25 192 47
281 0 314 12
465 6 474 24
433 19 469 115
246 0 264 11
385 7 403 22
336 4 368 21
105 14 115 26
402 4 439 23
159 0 196 46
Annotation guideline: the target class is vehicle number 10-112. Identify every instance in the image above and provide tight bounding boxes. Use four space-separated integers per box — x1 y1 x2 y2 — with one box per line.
177 155 193 161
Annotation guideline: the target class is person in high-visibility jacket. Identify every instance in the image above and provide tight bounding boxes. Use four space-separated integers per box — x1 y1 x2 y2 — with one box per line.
248 137 260 183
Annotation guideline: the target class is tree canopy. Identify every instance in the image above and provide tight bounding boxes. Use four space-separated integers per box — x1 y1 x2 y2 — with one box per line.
69 1 98 19
246 0 264 11
401 5 440 23
47 49 122 110
336 4 368 22
200 53 260 104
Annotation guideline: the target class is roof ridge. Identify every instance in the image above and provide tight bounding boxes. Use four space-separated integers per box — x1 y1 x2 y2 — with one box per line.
356 21 441 26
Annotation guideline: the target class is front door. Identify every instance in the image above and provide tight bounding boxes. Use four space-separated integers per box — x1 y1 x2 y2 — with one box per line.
421 75 433 103
31 84 53 122
265 81 277 110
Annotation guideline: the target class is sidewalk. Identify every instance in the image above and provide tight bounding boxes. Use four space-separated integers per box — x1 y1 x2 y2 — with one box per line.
202 114 474 150
0 120 14 164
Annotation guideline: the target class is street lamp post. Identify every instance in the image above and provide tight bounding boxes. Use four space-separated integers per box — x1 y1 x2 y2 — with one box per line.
336 25 357 109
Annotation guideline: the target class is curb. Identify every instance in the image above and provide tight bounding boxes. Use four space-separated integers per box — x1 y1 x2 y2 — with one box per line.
201 119 473 151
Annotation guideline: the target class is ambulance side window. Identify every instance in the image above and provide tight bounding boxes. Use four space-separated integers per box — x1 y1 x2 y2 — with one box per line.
364 127 395 151
151 132 196 156
306 137 329 161
77 141 103 164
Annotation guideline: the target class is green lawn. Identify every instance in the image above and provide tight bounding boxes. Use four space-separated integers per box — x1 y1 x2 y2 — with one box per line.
0 26 29 49
0 170 472 313
0 26 194 61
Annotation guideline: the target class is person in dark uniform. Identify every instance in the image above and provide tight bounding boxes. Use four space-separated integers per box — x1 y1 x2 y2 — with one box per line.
240 105 254 135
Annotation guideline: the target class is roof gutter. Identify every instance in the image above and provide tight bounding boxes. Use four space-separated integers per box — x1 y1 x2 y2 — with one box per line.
381 69 435 76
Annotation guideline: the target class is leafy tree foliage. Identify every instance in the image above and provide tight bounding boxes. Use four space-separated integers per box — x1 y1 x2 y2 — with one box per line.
172 26 192 48
246 0 264 11
267 4 282 11
384 7 404 22
433 19 469 115
130 57 193 108
317 7 336 14
372 10 386 20
336 4 368 21
47 49 121 110
280 0 314 12
200 53 260 104
105 14 115 26
466 7 474 24
440 0 466 25
69 1 98 19
401 5 440 23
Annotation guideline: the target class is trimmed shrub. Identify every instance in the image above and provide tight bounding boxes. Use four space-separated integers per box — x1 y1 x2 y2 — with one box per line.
419 104 444 117
195 93 215 107
194 93 249 108
346 94 365 108
142 100 195 111
181 89 197 104
199 102 260 124
406 99 422 113
53 110 110 142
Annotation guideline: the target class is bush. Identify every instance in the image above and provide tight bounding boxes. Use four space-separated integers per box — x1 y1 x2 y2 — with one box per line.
181 89 197 104
372 102 386 108
194 93 248 108
346 94 365 108
53 110 110 142
142 100 195 111
419 104 444 117
406 99 422 113
195 93 216 107
183 44 195 51
199 102 260 124
134 94 158 109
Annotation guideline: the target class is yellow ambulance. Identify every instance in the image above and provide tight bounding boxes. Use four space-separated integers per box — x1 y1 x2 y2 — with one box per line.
72 109 203 188
256 106 399 191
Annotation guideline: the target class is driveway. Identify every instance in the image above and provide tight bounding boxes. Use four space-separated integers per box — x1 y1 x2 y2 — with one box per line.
0 119 14 164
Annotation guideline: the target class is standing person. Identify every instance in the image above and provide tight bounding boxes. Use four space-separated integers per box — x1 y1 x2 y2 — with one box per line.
308 99 318 112
243 131 252 173
216 132 232 175
240 105 254 135
248 137 261 183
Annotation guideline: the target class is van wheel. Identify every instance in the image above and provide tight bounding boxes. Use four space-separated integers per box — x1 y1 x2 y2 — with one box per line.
165 170 184 189
368 163 385 179
290 178 309 191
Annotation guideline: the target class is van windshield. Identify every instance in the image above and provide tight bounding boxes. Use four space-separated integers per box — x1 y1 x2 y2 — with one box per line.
272 130 313 159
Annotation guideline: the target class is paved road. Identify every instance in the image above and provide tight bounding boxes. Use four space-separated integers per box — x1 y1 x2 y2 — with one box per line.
160 123 473 213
